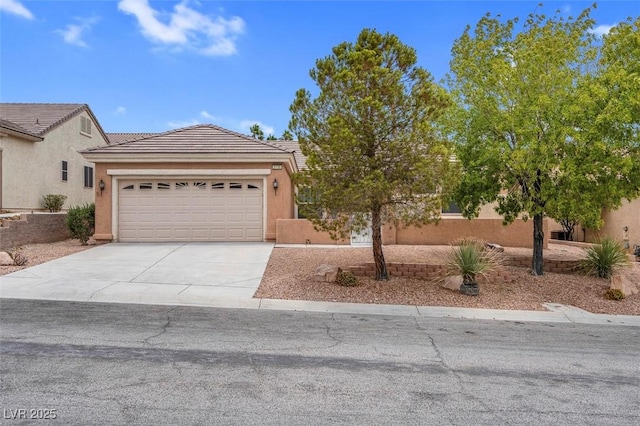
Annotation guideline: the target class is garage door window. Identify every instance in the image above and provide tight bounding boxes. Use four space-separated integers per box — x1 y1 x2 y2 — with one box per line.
176 182 189 189
158 182 170 190
230 182 242 189
139 183 153 190
122 184 134 190
194 182 207 189
212 182 225 189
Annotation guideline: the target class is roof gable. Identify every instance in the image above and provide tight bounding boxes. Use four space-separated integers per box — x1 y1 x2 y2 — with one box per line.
85 124 293 155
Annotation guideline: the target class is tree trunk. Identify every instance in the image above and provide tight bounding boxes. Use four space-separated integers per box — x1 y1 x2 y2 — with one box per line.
532 212 544 276
371 205 388 280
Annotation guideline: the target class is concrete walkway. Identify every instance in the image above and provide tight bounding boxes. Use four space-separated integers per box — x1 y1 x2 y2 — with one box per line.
1 243 638 327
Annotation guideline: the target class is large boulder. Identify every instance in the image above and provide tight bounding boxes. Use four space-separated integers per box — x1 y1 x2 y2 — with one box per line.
442 275 463 291
313 264 341 283
610 272 639 296
0 251 14 266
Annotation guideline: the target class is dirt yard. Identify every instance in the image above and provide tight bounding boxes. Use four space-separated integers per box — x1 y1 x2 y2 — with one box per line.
256 244 640 315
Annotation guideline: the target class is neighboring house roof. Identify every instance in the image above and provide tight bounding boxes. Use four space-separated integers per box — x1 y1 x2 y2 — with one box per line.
106 132 158 144
0 103 110 142
0 118 44 141
272 140 307 170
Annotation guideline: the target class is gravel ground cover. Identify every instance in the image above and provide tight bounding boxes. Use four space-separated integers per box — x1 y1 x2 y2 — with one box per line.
0 240 92 275
2 240 638 315
256 244 640 315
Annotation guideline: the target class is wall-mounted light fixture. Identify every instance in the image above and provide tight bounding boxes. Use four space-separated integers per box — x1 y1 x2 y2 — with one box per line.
272 178 279 195
99 179 105 196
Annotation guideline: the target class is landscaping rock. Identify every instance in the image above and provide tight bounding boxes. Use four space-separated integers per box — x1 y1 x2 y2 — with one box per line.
312 264 342 283
485 243 504 252
0 251 14 266
610 273 639 296
442 275 463 291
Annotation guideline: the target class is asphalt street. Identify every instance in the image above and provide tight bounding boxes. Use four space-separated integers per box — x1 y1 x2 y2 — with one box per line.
1 299 639 425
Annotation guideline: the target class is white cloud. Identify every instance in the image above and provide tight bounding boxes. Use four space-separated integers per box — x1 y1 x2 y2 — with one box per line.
55 16 100 48
589 24 616 38
118 0 245 56
167 119 200 128
115 106 127 115
200 110 217 120
239 120 275 137
0 0 34 19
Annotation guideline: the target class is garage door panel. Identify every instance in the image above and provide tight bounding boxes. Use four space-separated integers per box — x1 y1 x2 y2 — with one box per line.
119 179 263 242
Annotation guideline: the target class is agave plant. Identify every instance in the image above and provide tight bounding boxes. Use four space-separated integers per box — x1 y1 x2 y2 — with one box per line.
580 237 630 279
446 239 503 296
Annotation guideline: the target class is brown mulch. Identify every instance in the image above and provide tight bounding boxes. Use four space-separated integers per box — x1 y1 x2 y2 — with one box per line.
255 245 640 315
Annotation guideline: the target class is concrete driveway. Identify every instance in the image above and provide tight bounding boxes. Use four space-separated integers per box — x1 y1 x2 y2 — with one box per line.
0 242 274 308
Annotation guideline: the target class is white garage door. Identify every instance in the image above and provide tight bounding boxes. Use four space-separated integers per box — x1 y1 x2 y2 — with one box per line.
118 179 263 242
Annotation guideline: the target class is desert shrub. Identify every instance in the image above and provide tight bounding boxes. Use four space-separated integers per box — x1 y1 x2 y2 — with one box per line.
8 247 28 266
604 289 625 300
579 237 630 279
43 194 67 212
451 237 486 251
66 203 95 245
446 240 503 284
335 271 359 287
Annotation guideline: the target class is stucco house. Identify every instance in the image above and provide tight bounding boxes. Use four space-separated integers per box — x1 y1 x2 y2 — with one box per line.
82 124 299 243
0 103 109 210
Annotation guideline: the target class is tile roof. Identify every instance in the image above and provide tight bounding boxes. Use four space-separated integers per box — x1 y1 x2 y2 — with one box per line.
0 118 43 140
1 103 83 135
270 140 307 170
84 124 295 155
106 132 158 144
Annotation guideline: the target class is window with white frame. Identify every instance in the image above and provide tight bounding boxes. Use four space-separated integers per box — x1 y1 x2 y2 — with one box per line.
83 166 93 188
61 161 68 182
80 116 92 136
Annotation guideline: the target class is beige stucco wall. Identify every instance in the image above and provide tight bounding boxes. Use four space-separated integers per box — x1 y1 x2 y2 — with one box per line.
587 199 640 252
276 217 548 248
93 161 296 242
0 112 107 210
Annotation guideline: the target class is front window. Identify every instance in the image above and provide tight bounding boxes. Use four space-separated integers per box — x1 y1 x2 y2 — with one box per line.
83 166 93 188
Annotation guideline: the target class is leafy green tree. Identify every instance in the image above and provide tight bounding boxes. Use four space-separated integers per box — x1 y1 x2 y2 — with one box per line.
281 129 294 140
447 7 640 275
249 123 264 140
290 28 456 280
266 134 277 140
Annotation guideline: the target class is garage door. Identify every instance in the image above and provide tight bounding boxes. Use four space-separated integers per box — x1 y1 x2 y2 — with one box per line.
118 179 263 242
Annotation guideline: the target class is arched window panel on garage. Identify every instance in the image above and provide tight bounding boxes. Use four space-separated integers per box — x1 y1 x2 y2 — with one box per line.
247 183 259 189
139 183 153 190
176 182 189 190
122 184 134 190
193 182 207 189
230 182 242 189
212 182 225 190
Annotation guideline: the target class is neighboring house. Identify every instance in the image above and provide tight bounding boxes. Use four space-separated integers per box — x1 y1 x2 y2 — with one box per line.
588 199 640 252
0 103 109 210
82 124 299 243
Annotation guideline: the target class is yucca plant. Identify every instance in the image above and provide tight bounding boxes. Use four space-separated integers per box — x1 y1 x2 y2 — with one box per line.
447 239 503 296
580 237 630 279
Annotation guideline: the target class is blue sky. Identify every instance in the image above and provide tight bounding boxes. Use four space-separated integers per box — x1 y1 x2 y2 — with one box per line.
1 1 638 137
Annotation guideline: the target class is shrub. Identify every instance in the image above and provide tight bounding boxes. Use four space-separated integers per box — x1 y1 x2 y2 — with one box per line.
335 271 359 287
43 194 67 212
446 240 503 284
604 289 625 300
579 237 630 279
8 247 28 266
66 203 95 245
